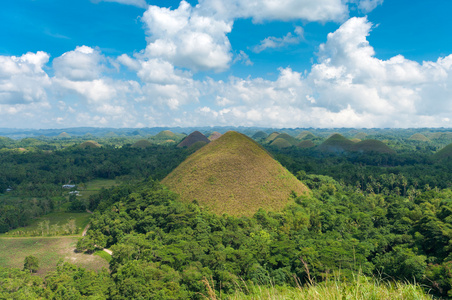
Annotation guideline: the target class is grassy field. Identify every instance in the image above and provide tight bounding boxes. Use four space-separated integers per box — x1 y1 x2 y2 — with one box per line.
77 178 117 200
0 237 109 277
0 179 117 276
0 212 91 237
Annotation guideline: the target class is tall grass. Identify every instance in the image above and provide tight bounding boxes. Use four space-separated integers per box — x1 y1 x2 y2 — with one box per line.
202 272 433 300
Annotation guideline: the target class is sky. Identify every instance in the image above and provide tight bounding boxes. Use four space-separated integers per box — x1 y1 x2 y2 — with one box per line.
1 0 452 129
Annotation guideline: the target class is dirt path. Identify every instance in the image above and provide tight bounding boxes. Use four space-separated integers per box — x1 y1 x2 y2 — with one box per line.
82 224 90 236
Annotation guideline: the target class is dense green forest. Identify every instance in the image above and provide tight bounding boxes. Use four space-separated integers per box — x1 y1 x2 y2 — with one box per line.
1 129 452 298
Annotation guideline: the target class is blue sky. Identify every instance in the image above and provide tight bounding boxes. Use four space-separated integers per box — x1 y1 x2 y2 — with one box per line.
1 0 452 128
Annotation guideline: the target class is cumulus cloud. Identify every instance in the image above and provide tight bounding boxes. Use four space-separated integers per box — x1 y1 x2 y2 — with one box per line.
53 46 105 81
254 26 304 53
0 51 51 105
197 0 349 23
141 1 232 72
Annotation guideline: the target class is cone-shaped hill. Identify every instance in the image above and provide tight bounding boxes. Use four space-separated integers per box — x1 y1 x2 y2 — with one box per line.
276 133 299 145
270 137 292 149
162 131 309 216
296 131 315 140
155 130 176 139
318 134 355 153
208 131 222 141
252 131 268 140
132 140 153 149
351 140 395 154
58 132 71 138
79 140 101 149
265 132 280 143
434 143 452 160
409 133 429 142
178 131 210 148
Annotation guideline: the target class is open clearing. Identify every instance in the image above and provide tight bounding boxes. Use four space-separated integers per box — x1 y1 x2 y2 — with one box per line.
0 179 116 275
0 237 109 276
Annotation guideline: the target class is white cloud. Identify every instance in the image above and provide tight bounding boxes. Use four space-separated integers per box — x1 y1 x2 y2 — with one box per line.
233 50 253 66
0 51 51 105
141 1 232 72
92 0 148 9
254 26 304 53
356 0 384 13
53 46 105 81
197 0 349 23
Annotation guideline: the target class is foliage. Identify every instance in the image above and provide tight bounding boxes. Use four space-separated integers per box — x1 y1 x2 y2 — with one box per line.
23 255 39 273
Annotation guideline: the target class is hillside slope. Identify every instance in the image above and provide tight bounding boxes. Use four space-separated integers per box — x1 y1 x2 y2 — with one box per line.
162 131 308 216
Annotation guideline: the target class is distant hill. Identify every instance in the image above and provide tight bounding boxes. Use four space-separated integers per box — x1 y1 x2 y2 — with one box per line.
351 139 395 154
318 134 355 153
409 133 430 142
265 132 280 143
208 132 222 141
79 141 101 149
276 133 299 145
178 131 210 148
270 137 292 149
58 132 71 138
354 132 368 140
430 132 452 140
252 131 268 140
132 140 153 149
162 131 309 216
297 140 315 149
434 143 452 160
155 130 176 139
296 131 315 140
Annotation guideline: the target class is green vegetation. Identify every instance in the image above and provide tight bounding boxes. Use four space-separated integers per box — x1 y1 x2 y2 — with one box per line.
0 212 90 237
222 274 432 299
79 140 101 148
318 133 355 153
297 140 315 149
270 137 292 149
2 128 452 299
351 139 395 154
23 255 39 273
132 139 153 148
409 133 430 142
163 131 309 216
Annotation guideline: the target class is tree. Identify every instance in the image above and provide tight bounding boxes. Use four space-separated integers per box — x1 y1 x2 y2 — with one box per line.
23 255 39 273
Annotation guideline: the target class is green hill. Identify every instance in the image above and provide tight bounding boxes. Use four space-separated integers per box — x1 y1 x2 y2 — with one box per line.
252 131 268 140
162 131 309 216
351 139 395 154
409 133 429 142
79 141 101 149
58 132 71 138
296 130 315 140
155 130 176 139
276 133 299 145
434 143 452 160
132 140 153 149
177 131 210 148
354 132 368 140
297 140 315 149
265 132 280 143
318 134 355 153
270 137 292 149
